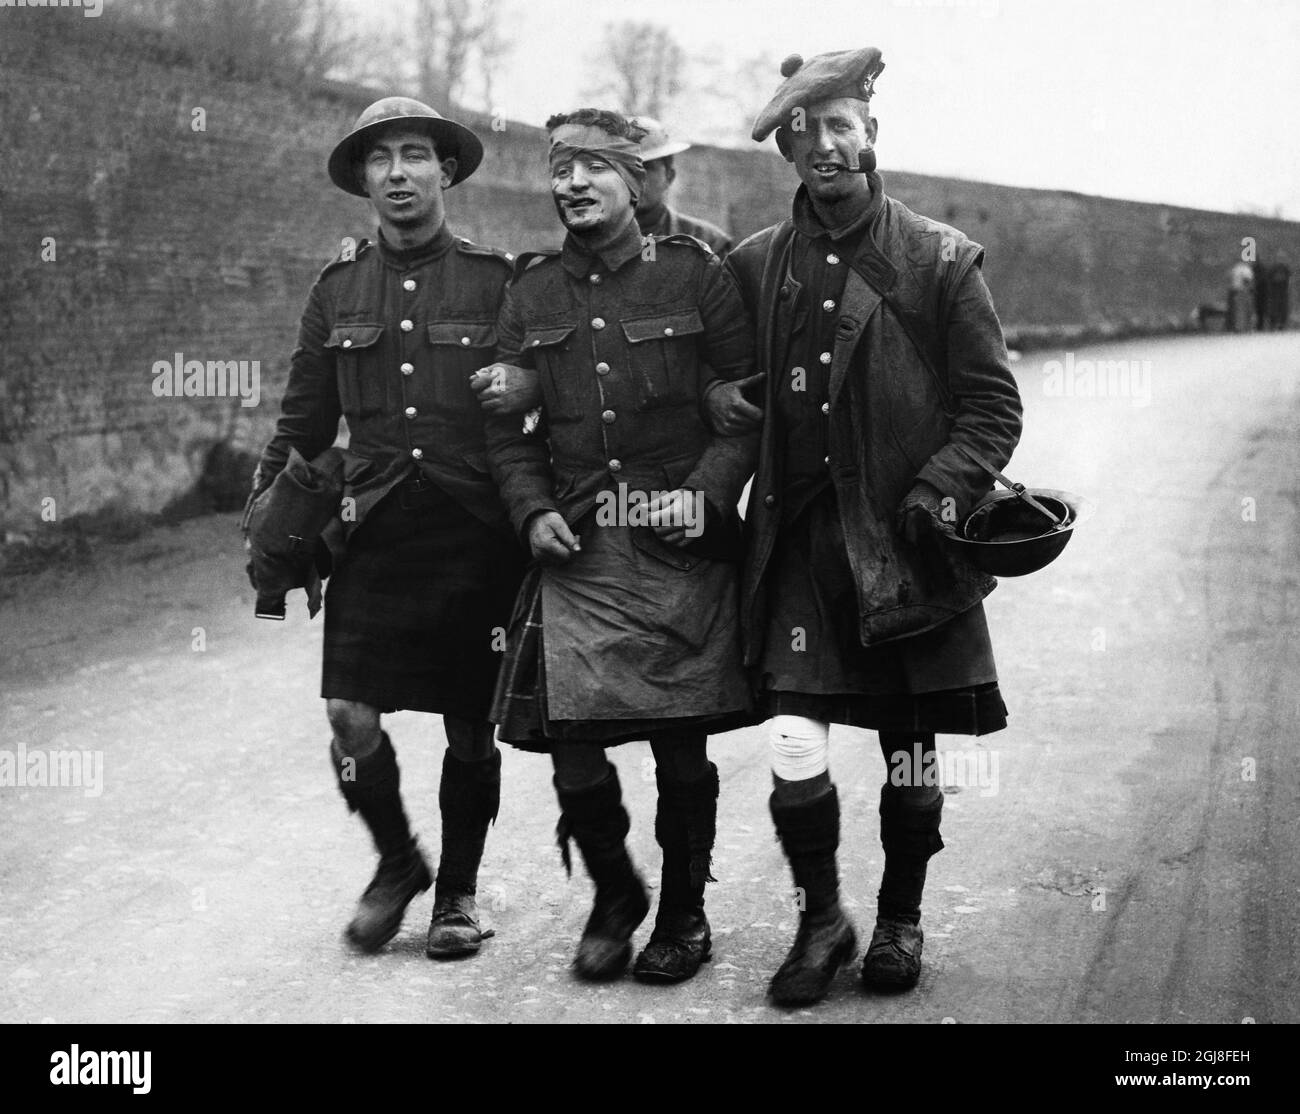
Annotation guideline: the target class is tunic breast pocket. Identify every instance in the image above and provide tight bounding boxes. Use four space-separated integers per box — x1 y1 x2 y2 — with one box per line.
325 323 386 418
620 308 704 411
522 322 582 421
425 320 498 417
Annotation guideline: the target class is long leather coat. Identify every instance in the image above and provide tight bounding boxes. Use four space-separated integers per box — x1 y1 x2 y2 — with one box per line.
726 176 1023 661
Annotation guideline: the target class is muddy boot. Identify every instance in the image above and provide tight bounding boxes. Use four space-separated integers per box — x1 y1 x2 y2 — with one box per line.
768 786 857 1007
426 749 500 959
333 734 432 953
862 786 943 991
633 763 718 983
556 766 650 982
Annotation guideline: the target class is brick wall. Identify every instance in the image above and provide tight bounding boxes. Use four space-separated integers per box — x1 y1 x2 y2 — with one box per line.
2 11 1298 531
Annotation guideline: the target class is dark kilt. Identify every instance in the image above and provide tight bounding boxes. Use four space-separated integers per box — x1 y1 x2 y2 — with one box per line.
322 479 525 719
758 489 1008 736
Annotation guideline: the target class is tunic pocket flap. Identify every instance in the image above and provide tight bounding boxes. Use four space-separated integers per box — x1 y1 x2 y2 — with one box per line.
427 321 498 348
522 323 577 349
621 309 704 344
325 324 384 350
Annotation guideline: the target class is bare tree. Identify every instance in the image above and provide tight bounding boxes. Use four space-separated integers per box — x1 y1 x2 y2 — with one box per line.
582 22 685 118
680 48 785 146
115 0 357 84
413 0 510 111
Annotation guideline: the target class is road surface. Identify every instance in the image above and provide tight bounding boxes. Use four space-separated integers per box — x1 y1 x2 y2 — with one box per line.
2 331 1297 1024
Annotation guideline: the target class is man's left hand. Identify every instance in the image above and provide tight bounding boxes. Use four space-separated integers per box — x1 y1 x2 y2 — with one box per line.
896 481 956 547
646 489 706 548
469 363 542 415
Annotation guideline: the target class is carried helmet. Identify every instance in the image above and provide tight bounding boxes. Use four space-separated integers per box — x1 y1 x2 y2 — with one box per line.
943 487 1088 577
327 96 484 197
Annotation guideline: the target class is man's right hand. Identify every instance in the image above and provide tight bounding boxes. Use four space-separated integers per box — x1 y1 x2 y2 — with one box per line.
526 511 581 565
703 374 764 435
470 363 542 415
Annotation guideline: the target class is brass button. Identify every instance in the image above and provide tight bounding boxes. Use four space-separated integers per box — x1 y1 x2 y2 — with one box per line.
823 455 830 465
595 361 611 375
601 409 616 424
461 336 471 346
505 252 514 261
531 339 541 346
763 494 776 508
400 362 414 376
664 327 674 336
821 402 830 414
405 406 417 418
823 299 836 311
592 317 606 330
411 447 424 460
400 319 414 332
342 339 353 348
609 458 622 472
827 253 840 265
403 279 416 292
820 351 832 365
589 274 602 285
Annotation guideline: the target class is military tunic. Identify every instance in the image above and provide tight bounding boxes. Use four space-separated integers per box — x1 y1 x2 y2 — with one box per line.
485 221 758 749
254 224 526 717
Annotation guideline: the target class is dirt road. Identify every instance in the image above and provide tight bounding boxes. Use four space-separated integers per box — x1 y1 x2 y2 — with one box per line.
3 332 1297 1024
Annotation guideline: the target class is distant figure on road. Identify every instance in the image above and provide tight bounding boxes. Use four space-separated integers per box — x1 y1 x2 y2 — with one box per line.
1267 256 1292 330
1252 259 1269 331
630 115 734 257
247 98 525 960
1227 258 1255 332
714 47 1023 1007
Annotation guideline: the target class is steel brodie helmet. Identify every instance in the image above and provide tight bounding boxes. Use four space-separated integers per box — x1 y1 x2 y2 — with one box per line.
328 96 484 197
944 487 1088 577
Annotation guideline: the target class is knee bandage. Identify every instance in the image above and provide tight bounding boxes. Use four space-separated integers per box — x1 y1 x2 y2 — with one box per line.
768 715 830 781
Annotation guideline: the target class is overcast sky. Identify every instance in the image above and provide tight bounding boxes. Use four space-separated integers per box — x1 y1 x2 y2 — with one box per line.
355 0 1298 218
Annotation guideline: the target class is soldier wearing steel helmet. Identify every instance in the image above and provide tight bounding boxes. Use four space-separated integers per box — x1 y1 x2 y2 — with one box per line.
630 116 735 258
712 49 1024 1007
247 97 526 959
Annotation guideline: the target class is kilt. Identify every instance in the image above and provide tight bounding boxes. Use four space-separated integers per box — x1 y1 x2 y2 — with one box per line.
322 478 526 718
757 488 1008 736
490 517 755 753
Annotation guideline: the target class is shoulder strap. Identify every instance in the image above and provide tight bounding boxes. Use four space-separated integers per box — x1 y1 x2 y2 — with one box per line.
509 249 559 283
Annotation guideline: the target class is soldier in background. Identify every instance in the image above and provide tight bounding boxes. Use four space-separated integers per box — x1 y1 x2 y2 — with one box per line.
632 116 735 257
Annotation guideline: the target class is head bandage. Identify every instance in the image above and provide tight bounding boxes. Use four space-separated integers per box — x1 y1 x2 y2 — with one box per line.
548 123 647 203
